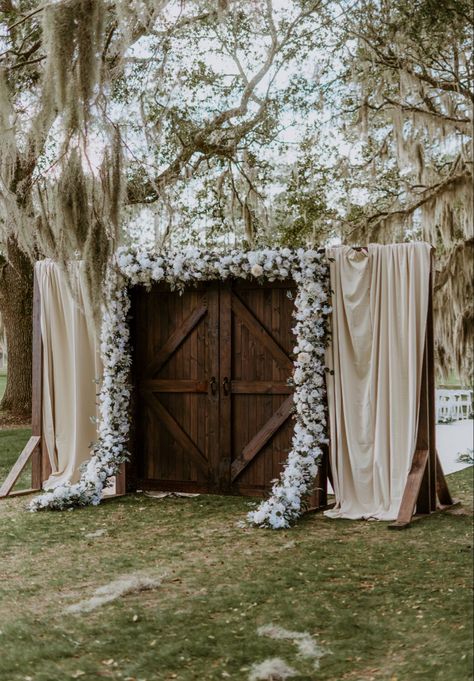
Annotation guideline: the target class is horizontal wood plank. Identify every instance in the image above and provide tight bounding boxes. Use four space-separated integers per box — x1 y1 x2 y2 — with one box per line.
139 379 208 393
231 396 293 481
0 436 41 498
231 380 292 394
137 478 209 493
3 487 41 498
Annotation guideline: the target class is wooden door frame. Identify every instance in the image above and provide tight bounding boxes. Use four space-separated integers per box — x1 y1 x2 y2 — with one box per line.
218 282 232 492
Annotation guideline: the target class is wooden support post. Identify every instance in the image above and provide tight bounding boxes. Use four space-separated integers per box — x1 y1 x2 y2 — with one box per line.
388 449 429 529
426 260 437 512
390 250 455 529
416 335 431 514
435 450 455 507
31 269 43 489
0 269 45 499
0 435 41 498
114 463 127 496
317 444 329 507
307 445 332 512
306 369 331 513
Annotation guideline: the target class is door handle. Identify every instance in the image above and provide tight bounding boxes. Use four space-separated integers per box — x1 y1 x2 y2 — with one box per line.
222 376 230 395
210 376 217 395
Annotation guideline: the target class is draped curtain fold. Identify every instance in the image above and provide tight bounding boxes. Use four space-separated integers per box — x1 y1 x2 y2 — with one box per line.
35 260 101 490
324 243 432 520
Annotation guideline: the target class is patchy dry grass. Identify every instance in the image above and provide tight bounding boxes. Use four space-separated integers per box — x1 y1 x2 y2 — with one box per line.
0 433 472 681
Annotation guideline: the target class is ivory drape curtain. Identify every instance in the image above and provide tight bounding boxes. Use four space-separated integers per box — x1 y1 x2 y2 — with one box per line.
324 243 432 520
35 260 101 490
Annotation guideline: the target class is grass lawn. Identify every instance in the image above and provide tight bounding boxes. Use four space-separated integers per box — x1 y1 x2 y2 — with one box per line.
0 435 472 681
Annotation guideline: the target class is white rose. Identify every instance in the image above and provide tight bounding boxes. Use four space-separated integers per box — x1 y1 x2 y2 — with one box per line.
251 264 264 277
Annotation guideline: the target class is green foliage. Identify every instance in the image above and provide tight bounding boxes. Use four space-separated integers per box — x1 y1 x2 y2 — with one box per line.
0 0 472 376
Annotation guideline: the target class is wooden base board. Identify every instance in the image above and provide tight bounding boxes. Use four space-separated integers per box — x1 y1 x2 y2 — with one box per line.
388 498 461 530
0 435 41 499
1 487 41 498
305 502 336 514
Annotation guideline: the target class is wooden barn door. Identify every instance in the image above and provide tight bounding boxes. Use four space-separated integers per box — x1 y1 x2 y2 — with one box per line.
132 280 296 496
132 283 221 493
222 281 296 496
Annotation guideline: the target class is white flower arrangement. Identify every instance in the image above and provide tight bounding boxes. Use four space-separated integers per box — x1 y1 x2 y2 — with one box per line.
30 246 330 528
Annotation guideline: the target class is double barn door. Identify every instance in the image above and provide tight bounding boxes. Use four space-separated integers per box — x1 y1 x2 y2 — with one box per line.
131 280 296 496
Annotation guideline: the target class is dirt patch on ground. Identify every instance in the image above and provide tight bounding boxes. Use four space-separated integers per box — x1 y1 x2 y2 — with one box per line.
0 412 31 429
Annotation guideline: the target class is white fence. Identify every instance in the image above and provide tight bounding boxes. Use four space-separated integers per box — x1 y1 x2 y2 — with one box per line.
436 389 473 423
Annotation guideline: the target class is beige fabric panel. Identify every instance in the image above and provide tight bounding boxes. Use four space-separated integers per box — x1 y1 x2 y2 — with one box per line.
325 243 431 520
36 260 101 490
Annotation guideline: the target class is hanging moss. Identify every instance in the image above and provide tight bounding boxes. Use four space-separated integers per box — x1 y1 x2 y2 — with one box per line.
99 126 124 244
42 0 105 127
83 216 112 327
56 148 91 255
0 69 17 192
433 230 473 378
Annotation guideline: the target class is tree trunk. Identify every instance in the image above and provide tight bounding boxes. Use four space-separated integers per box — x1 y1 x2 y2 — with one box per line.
0 237 33 422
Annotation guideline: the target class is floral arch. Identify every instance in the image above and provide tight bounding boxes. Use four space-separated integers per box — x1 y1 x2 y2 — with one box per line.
31 247 331 528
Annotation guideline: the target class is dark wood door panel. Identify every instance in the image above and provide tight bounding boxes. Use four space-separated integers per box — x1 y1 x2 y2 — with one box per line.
131 279 296 496
230 393 294 495
132 283 219 492
227 282 296 495
231 280 296 377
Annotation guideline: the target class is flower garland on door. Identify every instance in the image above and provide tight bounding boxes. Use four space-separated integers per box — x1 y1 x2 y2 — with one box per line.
30 247 330 529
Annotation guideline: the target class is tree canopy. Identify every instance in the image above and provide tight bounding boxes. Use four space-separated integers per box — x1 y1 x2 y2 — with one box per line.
0 0 472 382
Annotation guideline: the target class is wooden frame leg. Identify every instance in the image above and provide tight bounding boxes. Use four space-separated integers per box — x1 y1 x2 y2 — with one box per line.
1 270 44 500
115 462 126 496
389 449 429 529
0 436 41 498
390 254 455 529
435 450 455 507
306 445 335 513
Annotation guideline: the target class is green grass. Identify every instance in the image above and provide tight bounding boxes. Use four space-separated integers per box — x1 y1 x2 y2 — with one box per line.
0 434 472 681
